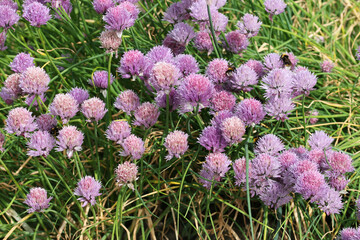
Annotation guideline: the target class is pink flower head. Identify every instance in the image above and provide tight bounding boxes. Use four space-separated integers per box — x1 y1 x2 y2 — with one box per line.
49 93 79 124
164 130 189 161
36 114 57 132
194 31 214 54
145 45 173 63
229 65 258 92
20 67 50 96
328 173 349 192
255 134 284 156
190 0 213 22
4 73 22 96
308 130 333 150
237 13 262 38
264 0 287 21
0 5 19 29
114 89 140 115
278 150 298 169
210 110 234 127
169 22 195 46
118 50 145 79
264 53 284 71
69 87 89 105
210 90 236 112
120 134 145 160
292 67 317 96
173 54 199 77
198 125 228 152
93 0 114 14
211 10 228 33
163 2 189 23
133 102 160 128
27 130 55 157
220 116 245 145
24 187 52 213
103 5 135 32
235 98 266 126
340 228 360 240
233 157 248 186
105 120 131 144
23 2 52 27
119 1 139 18
312 186 343 215
206 58 229 84
115 161 138 190
264 96 294 121
295 170 326 199
89 70 114 89
81 97 107 122
224 30 249 54
320 60 334 73
55 125 84 158
325 151 354 175
0 87 16 105
244 59 265 79
74 176 102 207
10 52 35 73
0 0 18 10
5 107 37 136
199 152 231 189
99 29 122 55
150 61 180 92
261 68 294 99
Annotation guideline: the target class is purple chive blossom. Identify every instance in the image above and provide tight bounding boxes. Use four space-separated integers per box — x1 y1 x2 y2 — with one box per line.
340 228 360 240
0 0 18 10
23 2 52 27
49 93 78 124
0 87 16 105
10 53 35 73
0 5 19 29
81 97 108 122
189 0 213 22
69 87 89 105
324 151 354 174
260 181 292 209
278 150 298 169
36 114 57 132
89 70 114 89
264 0 287 21
145 45 173 64
308 148 325 165
74 176 102 207
3 73 22 97
133 102 160 128
356 46 360 61
255 134 284 156
163 2 189 23
206 58 229 84
27 130 55 157
265 96 294 121
173 54 199 77
312 187 343 215
294 170 326 199
210 90 236 112
233 157 248 186
5 107 37 137
114 90 140 115
235 98 266 126
115 161 138 191
103 5 135 32
0 30 7 51
308 130 333 150
229 65 258 92
224 31 249 54
52 0 72 19
119 1 139 18
56 126 84 158
163 35 186 56
320 60 334 73
120 134 145 160
23 0 51 7
105 120 131 144
199 152 231 189
24 187 52 213
220 116 245 145
211 10 228 33
308 109 319 124
210 110 234 127
0 132 4 152
244 60 265 79
264 53 284 71
150 61 180 92
262 68 294 99
155 89 180 111
194 31 214 54
99 30 122 55
118 50 145 79
198 126 228 152
169 22 196 45
93 0 114 14
164 130 189 161
19 67 50 96
289 146 310 159
292 67 317 96
327 173 349 192
237 14 262 37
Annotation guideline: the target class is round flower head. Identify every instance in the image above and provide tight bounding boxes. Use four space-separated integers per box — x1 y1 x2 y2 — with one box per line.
89 70 114 89
173 54 199 77
118 50 145 79
295 170 326 199
120 134 145 160
264 0 287 21
210 10 228 33
115 161 138 191
5 107 37 137
206 58 229 84
255 134 284 156
199 152 231 189
224 31 249 54
10 52 35 73
210 90 236 112
320 60 334 73
49 93 79 124
51 0 72 19
210 110 234 127
169 22 196 46
278 150 298 169
163 33 187 57
69 87 89 105
56 126 84 158
81 97 108 122
235 98 266 126
194 31 214 54
237 13 262 37
265 96 294 121
313 186 343 215
4 73 22 97
0 87 16 105
150 61 180 92
325 151 354 175
163 2 189 24
105 120 131 144
261 68 294 99
0 0 18 10
19 66 50 95
164 130 189 161
292 67 317 96
308 109 319 125
0 31 7 51
229 65 258 92
118 1 139 18
27 130 55 157
114 90 140 115
99 29 122 55
244 59 265 79
36 114 57 132
24 187 52 213
328 173 349 192
133 102 160 128
264 53 284 72
308 130 333 150
103 5 135 32
145 45 173 64
340 228 360 240
190 0 213 22
93 0 114 14
0 132 4 152
0 5 19 29
220 116 245 145
198 125 228 152
23 2 51 27
233 157 248 186
74 176 102 207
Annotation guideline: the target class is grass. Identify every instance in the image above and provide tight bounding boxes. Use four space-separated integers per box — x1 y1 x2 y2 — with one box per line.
0 0 360 239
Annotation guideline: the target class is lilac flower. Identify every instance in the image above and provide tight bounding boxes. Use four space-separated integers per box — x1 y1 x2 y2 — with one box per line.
163 35 186 56
0 31 7 51
118 1 139 18
259 181 292 209
290 159 318 177
99 30 122 55
19 67 50 95
27 130 55 157
308 130 333 150
89 70 114 89
264 0 287 21
23 0 50 7
5 107 37 137
24 187 52 213
118 50 145 79
292 67 317 96
210 90 236 112
155 88 180 111
278 150 298 169
194 31 214 54
312 186 343 215
56 126 84 158
105 120 131 144
3 73 22 97
211 10 228 33
235 98 266 126
133 102 160 128
74 176 102 207
233 157 248 186
308 109 319 124
210 110 234 127
325 151 354 174
327 173 349 192
261 68 294 99
0 5 19 29
255 134 284 156
164 130 189 161
51 0 72 19
150 61 180 92
120 134 145 160
0 87 16 104
340 228 360 240
206 58 229 84
199 152 231 189
220 116 245 145
49 93 79 124
173 54 199 77
0 0 18 10
244 59 264 79
69 87 89 105
295 170 326 199
23 2 52 27
163 2 189 23
10 53 35 73
81 97 108 122
198 126 228 152
169 22 196 45
228 65 258 92
0 132 4 152
115 161 138 190
308 148 325 166
264 53 284 71
103 5 135 32
224 31 249 54
93 0 114 14
145 45 173 64
237 14 262 37
289 146 310 160
264 96 294 121
189 0 213 22
36 114 57 132
114 90 140 115
320 60 334 73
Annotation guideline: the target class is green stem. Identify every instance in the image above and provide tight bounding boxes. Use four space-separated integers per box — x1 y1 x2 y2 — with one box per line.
245 126 254 240
268 20 274 53
207 5 222 58
107 52 114 174
93 123 101 178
